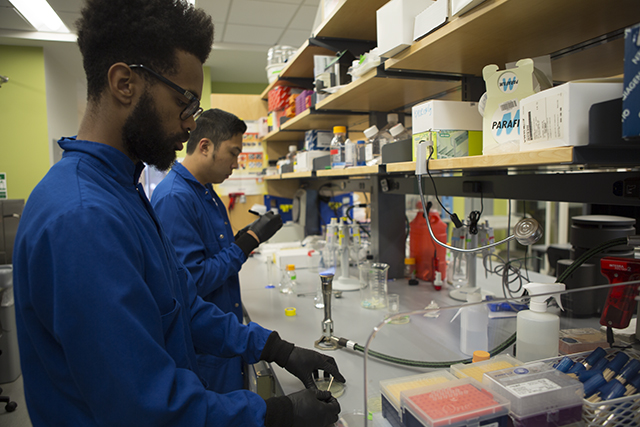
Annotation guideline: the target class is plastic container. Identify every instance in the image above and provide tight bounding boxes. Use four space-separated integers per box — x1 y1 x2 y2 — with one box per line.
450 355 523 382
538 348 640 426
380 370 456 427
459 289 489 356
330 126 347 168
279 264 296 294
409 208 447 282
516 282 566 362
360 262 389 309
344 138 356 167
400 377 510 427
356 140 366 166
363 125 379 163
389 122 411 142
482 362 584 427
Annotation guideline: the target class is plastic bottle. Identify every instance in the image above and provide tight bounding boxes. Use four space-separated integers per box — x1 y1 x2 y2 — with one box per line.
459 289 488 356
516 282 566 362
409 206 447 282
356 140 366 166
344 138 356 167
330 126 347 168
389 123 411 142
286 145 297 164
279 264 297 294
363 125 378 163
372 123 393 159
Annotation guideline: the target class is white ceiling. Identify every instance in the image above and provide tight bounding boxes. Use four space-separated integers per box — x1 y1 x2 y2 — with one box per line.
0 0 322 84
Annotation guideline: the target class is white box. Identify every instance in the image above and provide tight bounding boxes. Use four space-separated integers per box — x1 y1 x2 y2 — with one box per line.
412 100 483 133
520 82 623 151
294 151 328 172
451 0 487 16
413 0 449 41
376 0 431 58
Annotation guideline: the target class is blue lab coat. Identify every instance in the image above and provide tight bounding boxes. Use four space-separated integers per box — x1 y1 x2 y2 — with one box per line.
151 162 247 393
13 138 272 427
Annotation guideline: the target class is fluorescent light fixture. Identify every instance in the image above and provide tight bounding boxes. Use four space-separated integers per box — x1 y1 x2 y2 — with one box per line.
8 0 70 33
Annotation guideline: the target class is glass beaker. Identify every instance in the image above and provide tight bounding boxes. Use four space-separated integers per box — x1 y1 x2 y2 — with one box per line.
360 262 388 309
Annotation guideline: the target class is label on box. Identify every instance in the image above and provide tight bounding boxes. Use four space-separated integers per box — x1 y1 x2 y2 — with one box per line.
522 92 563 144
490 98 521 145
506 378 561 397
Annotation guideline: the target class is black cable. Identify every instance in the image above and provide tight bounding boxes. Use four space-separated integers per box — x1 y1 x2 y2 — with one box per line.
467 191 483 235
426 146 462 228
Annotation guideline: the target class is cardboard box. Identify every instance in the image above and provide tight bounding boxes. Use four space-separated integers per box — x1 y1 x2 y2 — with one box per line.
413 0 448 41
411 100 482 160
376 0 431 58
294 151 328 172
520 81 623 151
451 0 487 16
304 130 332 151
623 22 640 139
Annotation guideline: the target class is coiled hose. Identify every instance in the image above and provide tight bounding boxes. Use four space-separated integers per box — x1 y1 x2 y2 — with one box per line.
345 236 630 368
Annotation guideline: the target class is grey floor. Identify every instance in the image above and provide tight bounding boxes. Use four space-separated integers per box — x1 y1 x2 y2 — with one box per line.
0 375 32 426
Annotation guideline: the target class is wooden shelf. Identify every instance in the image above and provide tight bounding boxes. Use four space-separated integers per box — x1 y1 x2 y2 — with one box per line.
282 171 313 179
386 147 575 173
279 108 370 132
315 68 462 113
260 0 388 100
262 128 306 143
316 165 382 177
385 0 640 80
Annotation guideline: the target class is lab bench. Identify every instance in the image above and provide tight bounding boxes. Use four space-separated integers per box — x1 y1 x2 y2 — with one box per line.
239 253 610 420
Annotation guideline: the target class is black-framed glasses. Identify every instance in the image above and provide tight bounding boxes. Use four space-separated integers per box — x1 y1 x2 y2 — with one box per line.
129 64 203 121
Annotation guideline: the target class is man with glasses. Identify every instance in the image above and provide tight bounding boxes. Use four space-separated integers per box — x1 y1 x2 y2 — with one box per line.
12 1 343 426
151 108 283 394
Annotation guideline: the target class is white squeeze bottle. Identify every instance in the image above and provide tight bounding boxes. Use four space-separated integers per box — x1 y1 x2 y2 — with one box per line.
516 282 566 362
459 289 488 356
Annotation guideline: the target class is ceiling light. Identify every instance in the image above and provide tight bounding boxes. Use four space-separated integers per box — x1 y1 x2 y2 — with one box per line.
8 0 70 33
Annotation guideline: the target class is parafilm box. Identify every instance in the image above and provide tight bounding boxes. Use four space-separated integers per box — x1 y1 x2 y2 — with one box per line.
520 81 622 151
623 22 640 139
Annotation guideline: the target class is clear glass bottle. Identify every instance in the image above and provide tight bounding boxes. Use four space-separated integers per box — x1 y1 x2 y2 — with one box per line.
330 126 346 168
286 145 297 164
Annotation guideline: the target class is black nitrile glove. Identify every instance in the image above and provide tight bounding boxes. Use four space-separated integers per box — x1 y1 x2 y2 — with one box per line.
260 332 346 390
289 388 340 427
233 224 250 241
285 346 346 389
264 389 340 427
248 211 283 243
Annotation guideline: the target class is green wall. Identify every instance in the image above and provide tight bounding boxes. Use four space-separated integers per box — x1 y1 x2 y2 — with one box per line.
211 81 267 95
0 45 50 202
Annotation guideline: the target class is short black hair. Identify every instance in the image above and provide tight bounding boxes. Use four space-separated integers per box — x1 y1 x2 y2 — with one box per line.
186 109 247 154
76 0 214 101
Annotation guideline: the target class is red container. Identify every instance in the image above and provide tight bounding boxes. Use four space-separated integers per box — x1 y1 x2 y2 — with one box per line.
410 210 447 283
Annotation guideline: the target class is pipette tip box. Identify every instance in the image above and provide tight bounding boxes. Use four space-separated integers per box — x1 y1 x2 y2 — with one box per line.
450 354 522 382
400 377 510 427
380 370 456 427
482 362 583 427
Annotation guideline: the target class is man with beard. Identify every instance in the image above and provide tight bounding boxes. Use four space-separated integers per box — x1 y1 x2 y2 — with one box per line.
12 1 343 426
151 108 283 394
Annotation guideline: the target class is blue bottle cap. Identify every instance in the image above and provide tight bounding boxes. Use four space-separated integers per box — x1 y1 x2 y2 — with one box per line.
578 366 606 383
598 378 620 397
555 356 575 373
605 352 631 378
583 373 607 397
567 362 587 375
602 381 627 401
584 347 607 368
626 372 640 393
617 359 640 383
